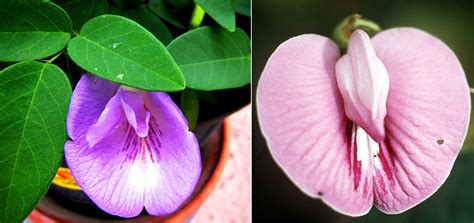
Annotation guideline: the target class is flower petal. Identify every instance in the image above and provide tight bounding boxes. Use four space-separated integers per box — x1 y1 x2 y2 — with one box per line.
67 73 119 140
335 30 389 142
66 84 201 217
86 92 123 147
142 92 201 215
66 114 200 217
371 28 470 214
121 91 151 138
65 126 146 218
256 34 373 216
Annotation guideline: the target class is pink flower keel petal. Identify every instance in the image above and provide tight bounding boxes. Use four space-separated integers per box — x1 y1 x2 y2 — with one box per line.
335 30 389 143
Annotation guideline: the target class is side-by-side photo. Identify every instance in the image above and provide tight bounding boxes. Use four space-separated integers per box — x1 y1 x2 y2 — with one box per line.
253 0 474 222
1 0 474 222
0 0 250 222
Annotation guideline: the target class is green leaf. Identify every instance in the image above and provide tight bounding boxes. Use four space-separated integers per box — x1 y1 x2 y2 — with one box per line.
54 0 108 32
67 15 185 91
196 0 235 32
180 89 199 131
0 61 72 223
148 0 187 29
234 0 250 16
167 26 250 90
0 1 72 62
110 6 173 45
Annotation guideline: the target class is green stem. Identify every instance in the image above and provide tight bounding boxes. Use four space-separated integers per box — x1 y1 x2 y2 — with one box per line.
333 14 381 49
189 4 205 29
45 51 64 64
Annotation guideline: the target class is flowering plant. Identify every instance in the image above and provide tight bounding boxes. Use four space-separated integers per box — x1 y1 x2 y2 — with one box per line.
0 0 249 221
257 14 470 216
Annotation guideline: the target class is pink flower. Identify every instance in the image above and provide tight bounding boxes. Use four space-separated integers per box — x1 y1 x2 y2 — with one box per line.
257 28 470 216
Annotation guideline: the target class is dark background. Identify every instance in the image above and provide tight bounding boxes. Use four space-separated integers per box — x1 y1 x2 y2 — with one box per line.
252 0 474 222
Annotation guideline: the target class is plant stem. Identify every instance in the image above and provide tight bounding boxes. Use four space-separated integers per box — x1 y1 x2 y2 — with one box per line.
189 4 205 29
46 51 63 64
333 14 381 49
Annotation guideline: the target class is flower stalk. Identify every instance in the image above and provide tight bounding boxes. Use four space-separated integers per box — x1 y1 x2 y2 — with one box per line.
332 14 381 49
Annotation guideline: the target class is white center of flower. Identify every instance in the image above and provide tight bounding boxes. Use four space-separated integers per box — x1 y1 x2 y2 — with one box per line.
128 147 161 189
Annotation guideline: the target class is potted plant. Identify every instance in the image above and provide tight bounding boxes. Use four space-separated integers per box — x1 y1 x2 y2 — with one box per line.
0 0 250 222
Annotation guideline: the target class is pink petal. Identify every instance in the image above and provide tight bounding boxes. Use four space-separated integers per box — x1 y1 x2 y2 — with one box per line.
67 73 119 140
371 28 470 214
256 34 373 216
335 30 389 142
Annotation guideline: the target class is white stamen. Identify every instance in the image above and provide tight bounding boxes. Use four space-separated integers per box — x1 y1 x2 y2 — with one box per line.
355 125 380 173
356 126 370 171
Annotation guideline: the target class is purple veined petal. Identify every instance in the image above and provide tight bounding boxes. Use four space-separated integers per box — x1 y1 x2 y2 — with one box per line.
65 90 201 217
120 91 151 138
65 123 146 217
370 28 470 214
335 30 389 142
86 92 124 147
145 92 189 129
67 73 119 140
256 34 374 216
142 92 201 215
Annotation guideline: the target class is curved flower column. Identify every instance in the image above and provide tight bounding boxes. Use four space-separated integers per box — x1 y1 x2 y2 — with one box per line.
65 74 201 217
257 28 470 216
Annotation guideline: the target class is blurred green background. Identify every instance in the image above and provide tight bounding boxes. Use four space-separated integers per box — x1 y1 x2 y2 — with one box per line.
252 0 474 222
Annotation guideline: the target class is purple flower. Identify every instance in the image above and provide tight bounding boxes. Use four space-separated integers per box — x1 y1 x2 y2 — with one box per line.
65 74 201 218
